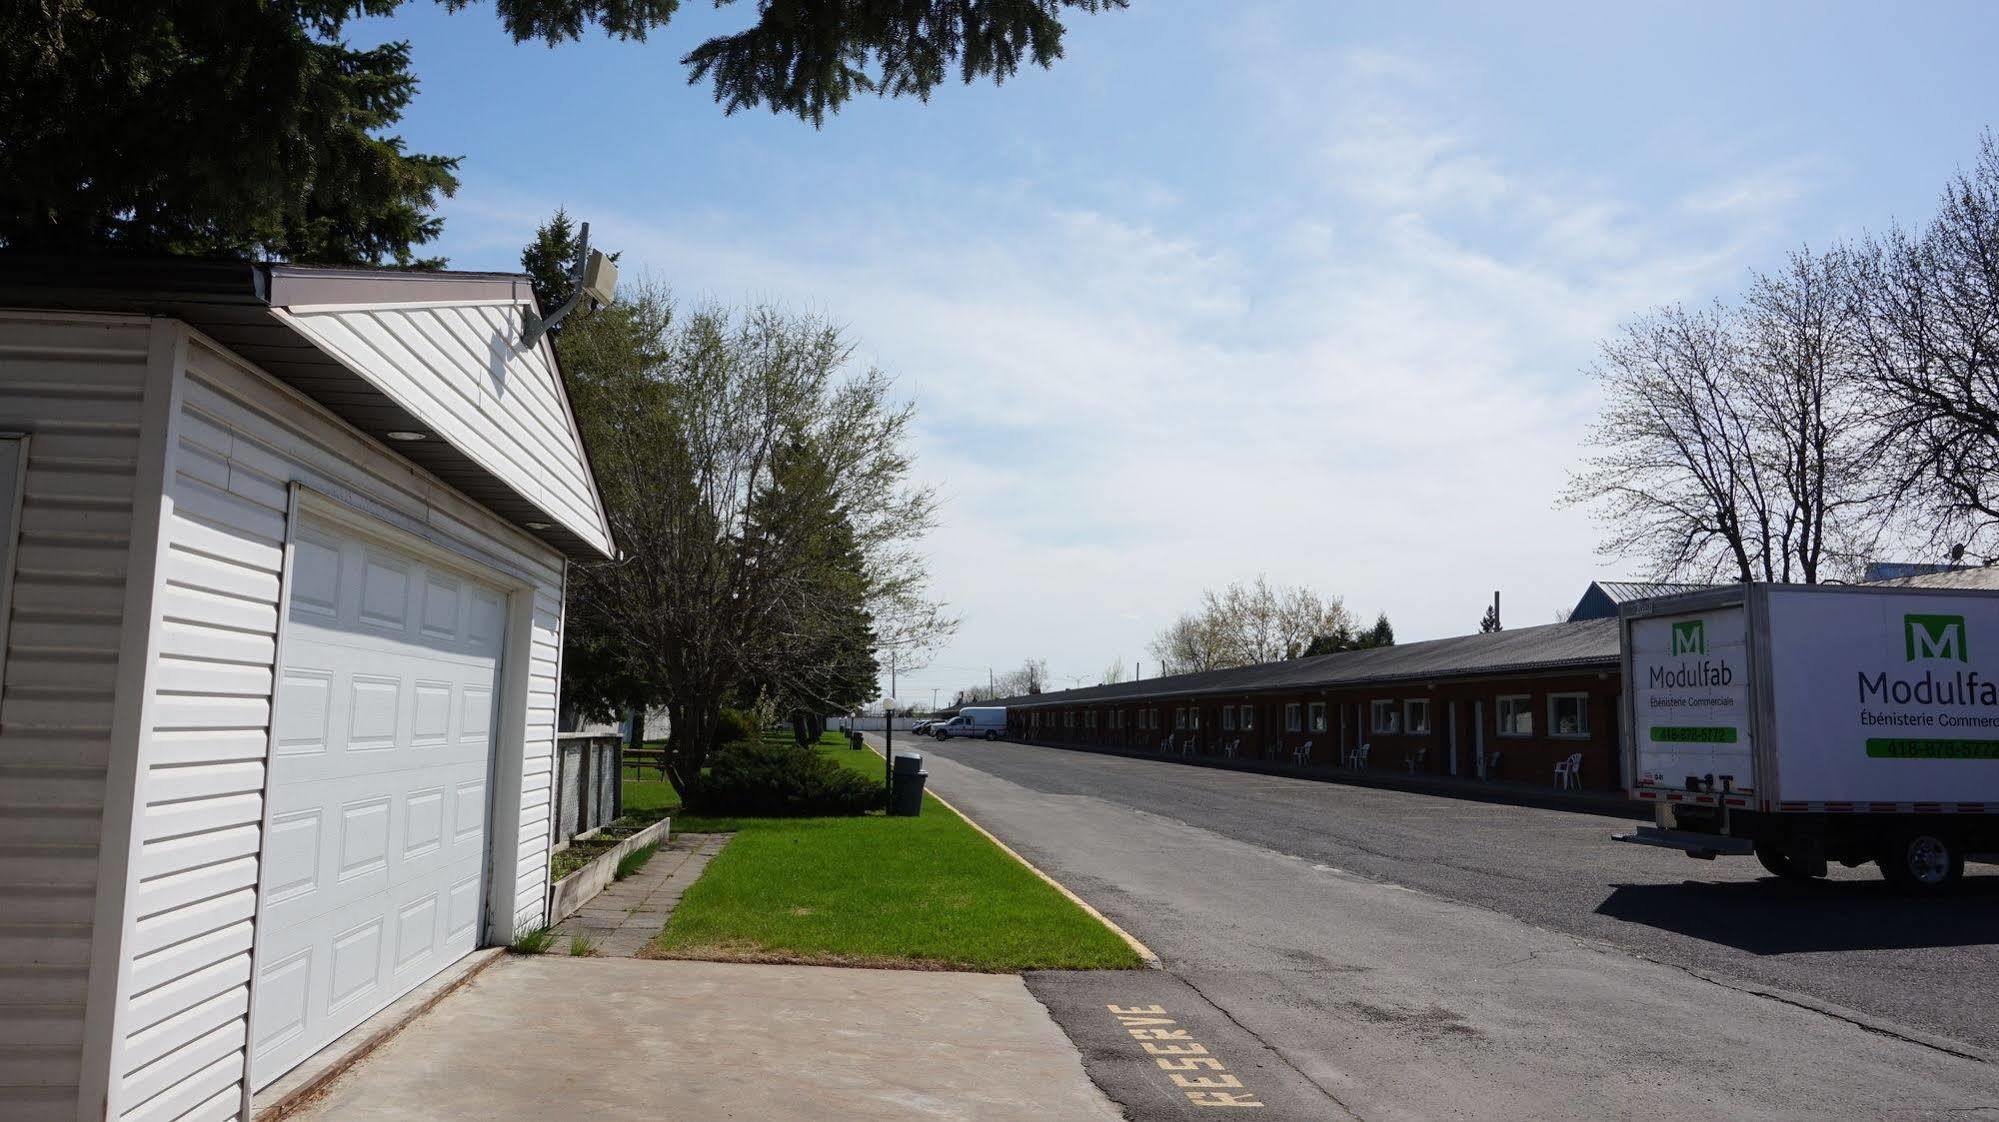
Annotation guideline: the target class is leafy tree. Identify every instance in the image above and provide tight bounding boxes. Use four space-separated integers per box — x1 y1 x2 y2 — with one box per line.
557 280 951 796
2 1 1125 263
0 3 457 263
1301 610 1393 655
523 209 585 313
1358 612 1395 649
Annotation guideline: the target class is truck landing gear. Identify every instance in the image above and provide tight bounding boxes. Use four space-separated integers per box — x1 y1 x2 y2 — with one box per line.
1877 831 1964 895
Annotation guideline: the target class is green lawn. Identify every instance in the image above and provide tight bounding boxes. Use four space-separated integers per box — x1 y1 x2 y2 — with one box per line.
629 736 1142 972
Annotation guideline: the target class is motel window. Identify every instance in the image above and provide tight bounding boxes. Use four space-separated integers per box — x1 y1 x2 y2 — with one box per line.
1064 711 1074 729
1222 707 1237 731
1087 710 1097 730
1150 708 1160 730
1549 693 1589 738
1240 704 1254 730
1405 699 1431 735
1370 699 1399 735
1190 708 1201 730
1175 708 1188 730
1285 703 1302 732
1309 702 1327 733
1497 695 1533 737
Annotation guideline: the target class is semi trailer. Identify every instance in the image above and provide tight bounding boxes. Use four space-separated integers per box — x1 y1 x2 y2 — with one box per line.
1614 582 1999 893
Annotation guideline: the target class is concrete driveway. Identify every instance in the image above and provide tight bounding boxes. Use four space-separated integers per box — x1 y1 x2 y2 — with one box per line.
290 956 1123 1122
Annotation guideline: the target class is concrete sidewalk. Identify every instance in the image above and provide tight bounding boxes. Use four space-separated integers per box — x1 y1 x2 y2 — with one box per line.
551 831 729 956
290 956 1124 1122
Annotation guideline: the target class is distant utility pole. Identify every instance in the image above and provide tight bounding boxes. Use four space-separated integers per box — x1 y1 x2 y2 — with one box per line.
1493 590 1501 631
989 667 995 696
930 687 939 709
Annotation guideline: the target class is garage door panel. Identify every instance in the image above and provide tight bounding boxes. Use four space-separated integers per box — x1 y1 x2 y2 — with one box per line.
252 514 504 1089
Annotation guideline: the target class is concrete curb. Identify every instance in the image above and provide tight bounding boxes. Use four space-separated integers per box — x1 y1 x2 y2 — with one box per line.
867 737 1162 969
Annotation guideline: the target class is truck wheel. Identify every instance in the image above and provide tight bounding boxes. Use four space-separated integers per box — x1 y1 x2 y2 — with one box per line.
1753 844 1820 882
984 730 998 741
935 730 949 741
1876 831 1964 894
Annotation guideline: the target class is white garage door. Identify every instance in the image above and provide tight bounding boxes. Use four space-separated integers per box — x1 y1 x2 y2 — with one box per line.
250 514 507 1087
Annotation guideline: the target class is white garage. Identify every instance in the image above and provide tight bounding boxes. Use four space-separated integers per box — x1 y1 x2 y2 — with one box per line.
0 258 614 1121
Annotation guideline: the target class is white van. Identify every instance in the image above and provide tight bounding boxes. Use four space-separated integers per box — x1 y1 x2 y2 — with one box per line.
935 706 1008 741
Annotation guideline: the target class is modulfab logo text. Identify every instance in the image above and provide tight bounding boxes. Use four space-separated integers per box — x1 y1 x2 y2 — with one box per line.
1858 614 1999 706
1650 618 1732 688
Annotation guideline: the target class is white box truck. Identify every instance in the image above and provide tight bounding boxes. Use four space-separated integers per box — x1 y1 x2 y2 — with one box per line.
1614 582 1999 893
934 706 1008 741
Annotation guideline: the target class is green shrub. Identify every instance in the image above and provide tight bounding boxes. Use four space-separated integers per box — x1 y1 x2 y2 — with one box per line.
715 707 756 746
510 925 557 955
687 740 887 817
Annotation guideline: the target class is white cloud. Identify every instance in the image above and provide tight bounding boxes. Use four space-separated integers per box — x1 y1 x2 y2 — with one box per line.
443 42 1811 701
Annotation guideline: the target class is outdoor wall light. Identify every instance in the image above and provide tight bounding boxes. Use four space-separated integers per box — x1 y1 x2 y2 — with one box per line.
385 430 428 442
525 521 552 531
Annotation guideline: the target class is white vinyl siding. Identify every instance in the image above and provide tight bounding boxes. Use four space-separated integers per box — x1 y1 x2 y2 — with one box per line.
99 335 567 1120
276 303 612 558
0 314 152 1122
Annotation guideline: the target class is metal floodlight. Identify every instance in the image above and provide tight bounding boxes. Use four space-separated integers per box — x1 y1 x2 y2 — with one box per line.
522 221 617 347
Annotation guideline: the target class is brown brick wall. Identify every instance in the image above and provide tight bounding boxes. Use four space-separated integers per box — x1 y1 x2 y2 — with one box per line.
1005 666 1625 791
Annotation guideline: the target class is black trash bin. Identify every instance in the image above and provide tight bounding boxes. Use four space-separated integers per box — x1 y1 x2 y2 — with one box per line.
890 752 926 817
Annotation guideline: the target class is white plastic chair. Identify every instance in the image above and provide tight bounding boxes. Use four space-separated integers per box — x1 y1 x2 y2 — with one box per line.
1554 752 1582 789
1291 739 1314 766
1222 738 1239 760
1405 747 1427 775
1350 743 1371 770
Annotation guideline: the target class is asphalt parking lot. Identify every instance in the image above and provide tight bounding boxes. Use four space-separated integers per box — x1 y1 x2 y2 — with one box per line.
901 736 1999 1119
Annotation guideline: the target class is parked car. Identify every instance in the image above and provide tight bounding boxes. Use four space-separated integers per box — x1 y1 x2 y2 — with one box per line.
934 706 1008 741
909 719 938 736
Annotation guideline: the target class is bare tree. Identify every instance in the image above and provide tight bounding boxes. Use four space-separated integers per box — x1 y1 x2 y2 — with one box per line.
1563 255 1881 586
1101 657 1126 685
1851 131 1999 556
1738 247 1883 581
959 658 1049 703
1563 303 1770 581
1151 576 1362 673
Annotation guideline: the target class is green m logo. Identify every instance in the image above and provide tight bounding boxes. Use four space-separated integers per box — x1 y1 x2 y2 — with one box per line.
1671 620 1705 656
1905 614 1967 662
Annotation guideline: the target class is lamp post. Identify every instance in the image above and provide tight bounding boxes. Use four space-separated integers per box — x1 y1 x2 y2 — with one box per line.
881 696 898 796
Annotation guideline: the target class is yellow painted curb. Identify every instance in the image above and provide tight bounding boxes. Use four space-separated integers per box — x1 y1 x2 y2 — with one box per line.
865 739 1161 968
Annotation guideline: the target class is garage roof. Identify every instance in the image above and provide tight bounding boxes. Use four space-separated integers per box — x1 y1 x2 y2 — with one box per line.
992 616 1622 709
0 255 614 560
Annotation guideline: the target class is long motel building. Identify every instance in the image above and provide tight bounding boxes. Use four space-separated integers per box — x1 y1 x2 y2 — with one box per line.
990 583 1716 793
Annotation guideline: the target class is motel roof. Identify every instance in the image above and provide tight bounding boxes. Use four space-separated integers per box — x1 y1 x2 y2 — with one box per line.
992 615 1622 710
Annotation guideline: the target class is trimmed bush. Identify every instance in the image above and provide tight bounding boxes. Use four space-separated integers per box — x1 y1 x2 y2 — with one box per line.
715 707 756 746
687 740 887 817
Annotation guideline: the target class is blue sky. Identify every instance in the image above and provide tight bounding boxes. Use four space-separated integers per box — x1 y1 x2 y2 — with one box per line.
359 0 1996 705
